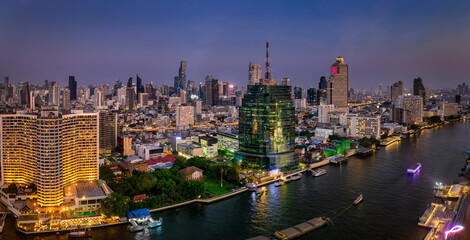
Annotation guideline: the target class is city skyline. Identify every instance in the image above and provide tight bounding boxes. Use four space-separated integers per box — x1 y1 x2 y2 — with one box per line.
1 0 470 89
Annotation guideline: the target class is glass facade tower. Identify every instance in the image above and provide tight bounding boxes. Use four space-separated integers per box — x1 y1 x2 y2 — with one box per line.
237 84 298 170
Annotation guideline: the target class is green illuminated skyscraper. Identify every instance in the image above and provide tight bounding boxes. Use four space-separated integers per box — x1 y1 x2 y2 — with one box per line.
236 42 298 170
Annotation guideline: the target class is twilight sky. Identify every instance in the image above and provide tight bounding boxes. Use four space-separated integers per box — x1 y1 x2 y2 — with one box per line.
1 0 469 90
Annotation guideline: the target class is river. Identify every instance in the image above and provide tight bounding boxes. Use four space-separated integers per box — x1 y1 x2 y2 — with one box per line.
3 122 469 240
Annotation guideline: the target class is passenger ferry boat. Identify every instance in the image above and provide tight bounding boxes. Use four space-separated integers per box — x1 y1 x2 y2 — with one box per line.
353 194 363 205
148 217 163 228
255 188 264 198
68 228 92 239
407 163 422 174
311 169 327 177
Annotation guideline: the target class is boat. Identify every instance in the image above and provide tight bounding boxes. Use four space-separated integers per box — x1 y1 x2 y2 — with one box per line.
68 228 92 239
128 225 144 232
148 217 163 228
407 163 422 174
246 183 257 191
274 180 285 187
354 194 363 205
312 169 326 177
290 174 301 181
255 188 264 198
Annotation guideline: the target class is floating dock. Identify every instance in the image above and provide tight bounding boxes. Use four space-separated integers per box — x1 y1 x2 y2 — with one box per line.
356 148 373 156
247 217 328 240
330 156 348 164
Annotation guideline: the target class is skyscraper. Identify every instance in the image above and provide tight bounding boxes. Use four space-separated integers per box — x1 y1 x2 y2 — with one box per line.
281 78 290 86
126 87 136 110
307 88 317 105
248 62 262 85
413 77 426 106
178 61 187 93
318 76 328 105
236 42 298 170
294 86 302 99
0 106 98 206
327 57 349 108
136 74 143 100
393 95 423 125
390 81 403 104
99 111 117 156
69 76 77 100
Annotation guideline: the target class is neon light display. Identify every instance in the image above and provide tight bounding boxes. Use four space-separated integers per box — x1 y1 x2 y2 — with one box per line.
330 67 337 74
445 225 464 239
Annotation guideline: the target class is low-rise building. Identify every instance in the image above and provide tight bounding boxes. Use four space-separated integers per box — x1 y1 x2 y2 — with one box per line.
199 136 218 158
216 131 239 152
180 166 204 181
136 144 164 160
177 143 204 158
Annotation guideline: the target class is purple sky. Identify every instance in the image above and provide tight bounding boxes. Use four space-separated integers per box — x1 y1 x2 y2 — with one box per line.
1 0 469 90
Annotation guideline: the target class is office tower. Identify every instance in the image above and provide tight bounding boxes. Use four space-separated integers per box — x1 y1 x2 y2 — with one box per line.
281 78 290 86
178 61 187 93
236 42 298 170
393 95 423 124
136 74 143 100
294 86 302 99
139 93 149 107
113 80 122 96
248 62 262 85
413 77 426 106
94 89 103 108
4 76 9 84
127 77 133 88
161 84 169 96
318 76 328 105
390 81 403 104
126 87 136 110
176 106 194 128
19 82 30 106
48 81 60 106
62 87 71 110
0 106 98 206
327 57 349 108
307 88 317 105
144 83 154 99
99 111 117 156
203 76 219 106
30 91 35 111
68 76 77 100
187 80 195 96
457 83 469 96
223 82 229 96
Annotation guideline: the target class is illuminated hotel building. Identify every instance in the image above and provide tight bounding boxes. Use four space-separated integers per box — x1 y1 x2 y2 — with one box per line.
393 95 423 125
0 106 98 207
346 114 381 139
236 42 298 170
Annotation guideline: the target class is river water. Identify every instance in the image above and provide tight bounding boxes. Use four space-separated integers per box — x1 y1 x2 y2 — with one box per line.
3 122 469 240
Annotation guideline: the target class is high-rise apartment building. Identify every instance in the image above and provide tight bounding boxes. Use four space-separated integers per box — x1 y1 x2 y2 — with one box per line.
176 106 194 128
390 81 404 104
0 107 98 207
347 114 381 139
248 63 262 85
49 81 60 106
62 87 71 110
393 95 423 124
318 104 335 123
327 57 348 108
236 42 298 170
99 111 117 156
69 76 77 100
413 77 426 106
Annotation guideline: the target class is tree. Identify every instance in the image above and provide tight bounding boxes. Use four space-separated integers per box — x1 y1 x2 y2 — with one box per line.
427 116 442 124
174 157 187 169
187 156 211 170
99 166 115 183
181 181 205 199
100 192 129 217
6 183 18 194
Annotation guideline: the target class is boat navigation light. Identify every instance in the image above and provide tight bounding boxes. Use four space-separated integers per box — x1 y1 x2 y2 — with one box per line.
445 225 464 239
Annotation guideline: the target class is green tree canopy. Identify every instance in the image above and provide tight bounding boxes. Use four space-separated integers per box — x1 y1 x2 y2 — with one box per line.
100 192 129 217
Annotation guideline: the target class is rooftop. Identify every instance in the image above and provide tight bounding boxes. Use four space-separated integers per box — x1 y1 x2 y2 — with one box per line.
75 181 106 199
